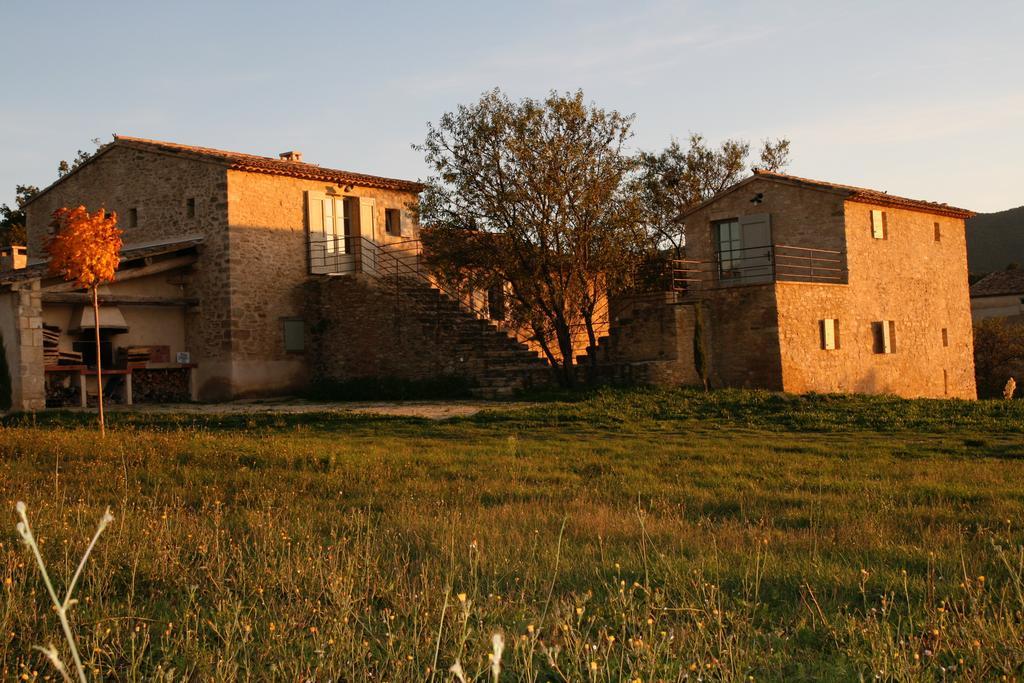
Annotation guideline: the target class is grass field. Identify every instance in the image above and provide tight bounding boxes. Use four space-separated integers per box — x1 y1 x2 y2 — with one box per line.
2 388 1023 681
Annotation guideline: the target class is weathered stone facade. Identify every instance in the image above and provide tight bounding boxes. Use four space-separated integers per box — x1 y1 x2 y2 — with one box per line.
0 282 45 411
774 201 975 398
10 139 977 406
223 171 422 397
672 173 977 398
305 275 551 396
582 292 701 386
24 144 232 399
17 137 429 403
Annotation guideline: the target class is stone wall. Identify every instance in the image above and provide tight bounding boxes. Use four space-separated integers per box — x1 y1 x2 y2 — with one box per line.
224 170 422 397
586 292 701 386
680 178 975 399
701 284 784 390
0 283 45 411
304 275 550 395
772 201 976 399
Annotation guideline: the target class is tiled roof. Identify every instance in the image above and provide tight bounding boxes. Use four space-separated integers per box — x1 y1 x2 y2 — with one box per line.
970 269 1024 298
25 136 425 207
113 136 425 192
751 170 974 219
0 236 203 286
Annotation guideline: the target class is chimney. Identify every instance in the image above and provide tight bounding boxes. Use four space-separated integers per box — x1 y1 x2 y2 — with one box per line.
0 245 27 272
279 151 303 163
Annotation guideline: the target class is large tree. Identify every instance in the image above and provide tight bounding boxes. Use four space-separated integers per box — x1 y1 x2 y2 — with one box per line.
634 134 791 255
416 89 648 385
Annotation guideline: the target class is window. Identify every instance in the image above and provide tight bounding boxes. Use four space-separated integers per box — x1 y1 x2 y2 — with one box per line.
820 318 839 350
715 219 742 274
187 198 196 218
943 369 949 396
934 221 941 242
870 210 887 239
872 320 896 354
306 192 352 270
282 319 305 353
385 208 402 236
942 328 949 347
128 208 138 228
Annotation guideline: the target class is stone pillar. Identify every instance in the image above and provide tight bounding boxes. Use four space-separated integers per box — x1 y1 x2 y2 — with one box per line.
4 280 46 411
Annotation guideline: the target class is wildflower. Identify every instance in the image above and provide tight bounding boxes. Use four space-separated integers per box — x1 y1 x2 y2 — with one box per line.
491 633 504 681
977 575 985 583
457 593 467 603
590 661 599 671
449 659 467 683
527 624 535 635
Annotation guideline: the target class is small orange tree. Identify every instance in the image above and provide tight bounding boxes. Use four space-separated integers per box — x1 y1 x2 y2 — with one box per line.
47 206 122 435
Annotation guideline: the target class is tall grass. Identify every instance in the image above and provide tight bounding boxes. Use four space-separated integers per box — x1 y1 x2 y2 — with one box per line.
1 388 1022 679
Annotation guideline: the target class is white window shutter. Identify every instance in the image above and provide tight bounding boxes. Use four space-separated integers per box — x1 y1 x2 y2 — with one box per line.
359 198 377 241
307 191 326 234
881 320 892 354
306 191 328 273
822 319 836 350
871 210 885 239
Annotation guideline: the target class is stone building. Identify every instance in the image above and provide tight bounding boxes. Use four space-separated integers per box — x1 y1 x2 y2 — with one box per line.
2 136 549 410
970 270 1024 324
586 171 977 399
0 138 979 410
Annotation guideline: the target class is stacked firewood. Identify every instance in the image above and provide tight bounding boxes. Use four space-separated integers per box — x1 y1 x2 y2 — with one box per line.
117 345 171 366
42 324 83 366
132 368 190 403
45 381 79 408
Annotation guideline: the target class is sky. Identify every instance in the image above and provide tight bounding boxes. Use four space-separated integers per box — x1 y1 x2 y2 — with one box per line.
2 0 1022 213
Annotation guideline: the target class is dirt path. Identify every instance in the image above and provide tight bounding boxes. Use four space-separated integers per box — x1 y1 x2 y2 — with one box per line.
103 398 536 420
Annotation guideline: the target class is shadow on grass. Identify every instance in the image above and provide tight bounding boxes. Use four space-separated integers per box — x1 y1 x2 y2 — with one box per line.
5 386 1022 439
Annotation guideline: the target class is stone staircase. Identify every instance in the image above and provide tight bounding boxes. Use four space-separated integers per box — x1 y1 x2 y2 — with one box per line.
392 277 552 398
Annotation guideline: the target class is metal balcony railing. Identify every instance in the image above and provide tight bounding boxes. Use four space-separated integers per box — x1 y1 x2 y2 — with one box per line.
670 244 847 294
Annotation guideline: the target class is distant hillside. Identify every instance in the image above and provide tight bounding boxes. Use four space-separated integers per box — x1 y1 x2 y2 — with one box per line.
967 205 1024 275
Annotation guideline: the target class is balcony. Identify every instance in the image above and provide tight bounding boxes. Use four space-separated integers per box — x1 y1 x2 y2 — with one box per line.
670 244 847 294
308 235 424 278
